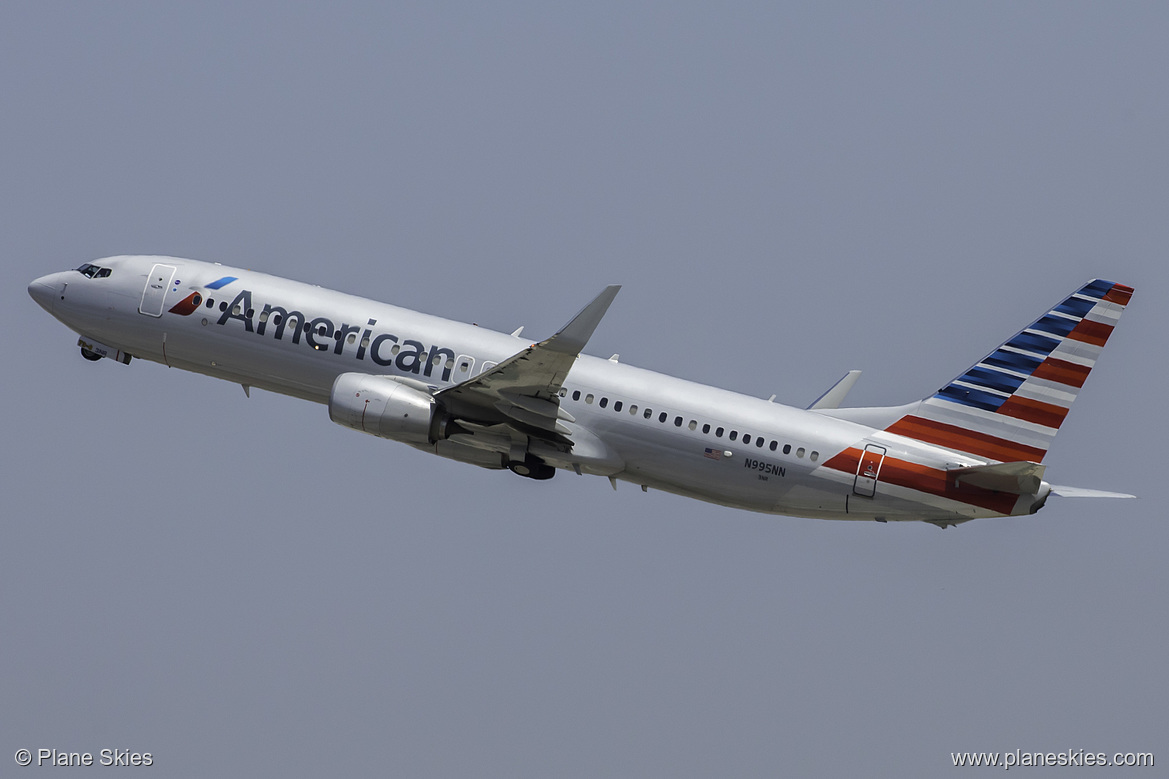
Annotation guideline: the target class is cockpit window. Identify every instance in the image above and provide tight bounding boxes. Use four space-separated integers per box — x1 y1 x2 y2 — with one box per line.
76 263 112 278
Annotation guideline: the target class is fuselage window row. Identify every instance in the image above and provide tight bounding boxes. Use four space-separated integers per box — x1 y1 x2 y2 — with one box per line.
563 388 817 463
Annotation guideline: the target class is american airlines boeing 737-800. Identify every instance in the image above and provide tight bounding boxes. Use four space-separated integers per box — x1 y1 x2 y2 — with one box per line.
29 256 1133 527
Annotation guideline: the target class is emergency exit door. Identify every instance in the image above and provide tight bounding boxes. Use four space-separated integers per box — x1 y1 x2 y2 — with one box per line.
852 444 887 498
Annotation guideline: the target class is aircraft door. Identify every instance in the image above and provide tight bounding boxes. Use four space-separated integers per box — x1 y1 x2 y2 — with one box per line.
853 444 886 498
139 263 177 317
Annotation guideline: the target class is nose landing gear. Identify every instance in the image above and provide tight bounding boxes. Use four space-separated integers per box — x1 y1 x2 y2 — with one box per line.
76 337 132 364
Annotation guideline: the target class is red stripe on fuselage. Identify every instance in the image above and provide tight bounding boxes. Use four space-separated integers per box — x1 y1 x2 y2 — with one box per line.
884 415 1047 462
822 448 1019 515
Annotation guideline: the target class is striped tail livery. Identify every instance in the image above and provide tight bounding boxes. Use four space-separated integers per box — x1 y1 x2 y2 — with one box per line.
29 256 1135 527
885 279 1133 464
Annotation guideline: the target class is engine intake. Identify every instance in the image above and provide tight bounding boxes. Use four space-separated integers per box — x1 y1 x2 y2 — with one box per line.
329 372 436 445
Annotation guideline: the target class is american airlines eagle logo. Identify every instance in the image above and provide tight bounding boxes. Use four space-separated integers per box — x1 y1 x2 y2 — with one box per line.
168 291 203 316
168 276 237 315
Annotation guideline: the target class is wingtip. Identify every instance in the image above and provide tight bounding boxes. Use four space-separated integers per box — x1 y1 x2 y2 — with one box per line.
1050 485 1137 499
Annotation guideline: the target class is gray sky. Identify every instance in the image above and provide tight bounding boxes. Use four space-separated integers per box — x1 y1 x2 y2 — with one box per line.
3 2 1165 776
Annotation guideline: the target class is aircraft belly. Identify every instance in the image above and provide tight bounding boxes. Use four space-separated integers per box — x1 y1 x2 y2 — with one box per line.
607 427 826 515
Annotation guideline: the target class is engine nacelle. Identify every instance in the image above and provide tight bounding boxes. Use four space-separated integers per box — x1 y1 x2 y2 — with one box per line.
329 372 437 445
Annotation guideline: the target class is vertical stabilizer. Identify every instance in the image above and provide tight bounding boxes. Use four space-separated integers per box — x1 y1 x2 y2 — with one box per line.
885 279 1133 462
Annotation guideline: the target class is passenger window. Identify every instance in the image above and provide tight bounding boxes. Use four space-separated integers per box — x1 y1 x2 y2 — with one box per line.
716 427 724 438
810 451 819 462
702 423 710 434
743 434 751 445
796 447 805 458
644 408 652 419
585 394 594 404
756 438 764 448
783 444 791 455
629 405 638 415
769 440 777 451
614 400 623 412
674 416 682 427
688 420 697 431
599 397 608 408
659 412 667 423
572 390 581 401
729 431 738 441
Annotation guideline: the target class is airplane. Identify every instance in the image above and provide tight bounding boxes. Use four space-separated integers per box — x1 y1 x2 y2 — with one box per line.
28 256 1134 528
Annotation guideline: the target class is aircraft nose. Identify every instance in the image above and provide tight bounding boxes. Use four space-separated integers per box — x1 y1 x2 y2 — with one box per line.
28 273 62 313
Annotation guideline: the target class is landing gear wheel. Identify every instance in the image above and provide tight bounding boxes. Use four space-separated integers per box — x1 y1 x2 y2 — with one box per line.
80 347 102 361
507 456 556 480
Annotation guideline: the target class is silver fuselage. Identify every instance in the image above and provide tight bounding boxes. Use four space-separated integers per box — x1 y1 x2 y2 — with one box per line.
29 255 1043 523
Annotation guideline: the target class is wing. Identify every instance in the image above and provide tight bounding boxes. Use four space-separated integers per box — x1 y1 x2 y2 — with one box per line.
434 285 620 452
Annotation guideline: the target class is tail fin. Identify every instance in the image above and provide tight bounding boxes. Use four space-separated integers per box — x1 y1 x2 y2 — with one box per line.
885 279 1133 463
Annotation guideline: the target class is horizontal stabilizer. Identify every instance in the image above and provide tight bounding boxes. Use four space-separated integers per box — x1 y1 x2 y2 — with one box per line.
808 370 862 410
948 461 1045 494
1050 485 1136 499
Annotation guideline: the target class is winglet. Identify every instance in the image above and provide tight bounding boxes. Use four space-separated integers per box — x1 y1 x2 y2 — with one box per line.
808 370 862 410
548 285 621 355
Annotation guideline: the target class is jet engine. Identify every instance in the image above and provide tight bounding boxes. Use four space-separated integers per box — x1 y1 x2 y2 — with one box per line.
329 372 443 445
328 372 560 479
